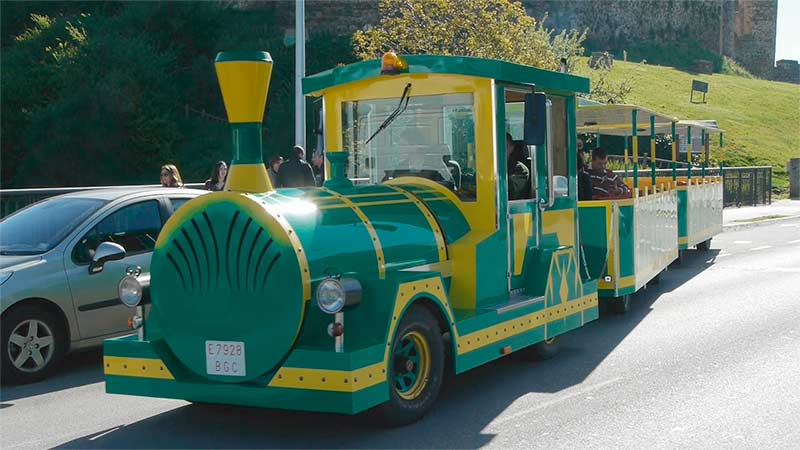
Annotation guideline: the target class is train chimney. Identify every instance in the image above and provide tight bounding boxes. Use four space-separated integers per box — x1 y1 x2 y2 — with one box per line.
214 51 274 193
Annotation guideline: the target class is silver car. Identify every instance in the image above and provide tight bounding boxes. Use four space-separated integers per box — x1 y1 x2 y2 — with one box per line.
0 187 205 383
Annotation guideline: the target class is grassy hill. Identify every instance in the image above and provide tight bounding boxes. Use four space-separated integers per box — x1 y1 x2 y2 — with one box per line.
574 59 800 192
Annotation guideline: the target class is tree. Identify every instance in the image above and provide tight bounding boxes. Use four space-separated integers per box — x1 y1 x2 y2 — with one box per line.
353 0 585 71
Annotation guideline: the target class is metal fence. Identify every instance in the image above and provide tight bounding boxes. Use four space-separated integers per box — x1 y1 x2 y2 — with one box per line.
0 184 205 218
721 166 772 207
0 167 773 218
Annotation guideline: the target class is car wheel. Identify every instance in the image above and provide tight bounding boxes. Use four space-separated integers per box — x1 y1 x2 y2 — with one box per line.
696 238 712 251
378 305 445 426
1 305 65 384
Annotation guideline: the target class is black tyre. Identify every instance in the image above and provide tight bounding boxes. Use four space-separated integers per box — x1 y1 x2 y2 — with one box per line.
612 294 631 314
1 304 66 384
649 271 662 286
378 305 445 426
529 336 560 360
696 238 712 251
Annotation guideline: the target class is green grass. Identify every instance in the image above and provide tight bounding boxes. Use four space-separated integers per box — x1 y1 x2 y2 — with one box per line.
574 59 800 192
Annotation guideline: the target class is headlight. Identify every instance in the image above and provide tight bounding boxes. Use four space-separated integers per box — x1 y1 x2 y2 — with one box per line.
118 275 143 308
316 279 346 314
0 272 12 286
315 277 362 314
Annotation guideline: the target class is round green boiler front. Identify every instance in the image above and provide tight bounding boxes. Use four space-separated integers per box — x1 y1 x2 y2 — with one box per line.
146 183 465 383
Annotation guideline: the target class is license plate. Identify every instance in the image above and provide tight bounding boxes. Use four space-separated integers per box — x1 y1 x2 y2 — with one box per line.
205 340 246 377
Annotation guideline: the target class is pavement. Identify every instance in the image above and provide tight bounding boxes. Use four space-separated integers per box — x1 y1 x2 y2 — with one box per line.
723 198 800 230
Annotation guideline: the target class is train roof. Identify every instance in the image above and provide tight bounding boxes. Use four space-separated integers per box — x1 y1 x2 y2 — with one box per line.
303 55 590 96
576 102 724 136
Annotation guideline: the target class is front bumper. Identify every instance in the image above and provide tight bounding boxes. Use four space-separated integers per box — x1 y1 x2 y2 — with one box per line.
103 336 388 415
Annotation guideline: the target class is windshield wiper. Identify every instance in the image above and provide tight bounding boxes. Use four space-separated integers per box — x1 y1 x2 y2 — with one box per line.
365 83 412 145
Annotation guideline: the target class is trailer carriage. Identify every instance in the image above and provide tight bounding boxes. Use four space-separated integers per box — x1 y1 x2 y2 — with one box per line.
576 104 724 312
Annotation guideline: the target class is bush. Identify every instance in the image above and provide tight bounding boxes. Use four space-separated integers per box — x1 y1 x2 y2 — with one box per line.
721 56 754 79
353 0 585 71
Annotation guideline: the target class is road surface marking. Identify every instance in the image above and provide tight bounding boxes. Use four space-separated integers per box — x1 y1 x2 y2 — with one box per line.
750 245 772 251
715 253 731 258
779 223 799 228
491 377 623 426
788 239 800 244
733 241 752 244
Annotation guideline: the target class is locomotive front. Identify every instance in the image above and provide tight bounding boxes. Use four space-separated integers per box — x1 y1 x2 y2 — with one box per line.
104 52 458 419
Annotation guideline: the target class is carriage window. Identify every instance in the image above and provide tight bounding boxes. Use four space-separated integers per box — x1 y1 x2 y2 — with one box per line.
342 93 477 201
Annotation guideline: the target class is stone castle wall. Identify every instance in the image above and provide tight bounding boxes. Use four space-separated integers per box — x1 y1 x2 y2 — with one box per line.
248 0 778 77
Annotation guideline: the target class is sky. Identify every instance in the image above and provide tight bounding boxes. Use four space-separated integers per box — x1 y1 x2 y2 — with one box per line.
775 0 799 62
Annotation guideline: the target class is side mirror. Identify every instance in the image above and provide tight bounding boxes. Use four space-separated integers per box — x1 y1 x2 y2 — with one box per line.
89 242 126 275
523 93 547 146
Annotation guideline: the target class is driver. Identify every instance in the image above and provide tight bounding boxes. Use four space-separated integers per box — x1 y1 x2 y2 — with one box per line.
506 133 530 200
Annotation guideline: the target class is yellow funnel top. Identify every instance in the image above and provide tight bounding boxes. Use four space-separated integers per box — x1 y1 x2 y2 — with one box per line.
214 51 274 193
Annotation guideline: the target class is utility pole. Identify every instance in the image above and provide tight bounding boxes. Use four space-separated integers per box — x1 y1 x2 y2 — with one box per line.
295 0 306 149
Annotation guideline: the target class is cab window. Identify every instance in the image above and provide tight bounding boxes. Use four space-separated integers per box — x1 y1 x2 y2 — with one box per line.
504 93 569 199
549 96 569 197
342 93 477 201
72 200 162 264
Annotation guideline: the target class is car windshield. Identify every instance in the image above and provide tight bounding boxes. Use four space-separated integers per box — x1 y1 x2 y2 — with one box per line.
0 198 108 255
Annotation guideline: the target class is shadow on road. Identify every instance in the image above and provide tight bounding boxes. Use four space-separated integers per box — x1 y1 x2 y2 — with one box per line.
1 348 104 403
57 250 717 449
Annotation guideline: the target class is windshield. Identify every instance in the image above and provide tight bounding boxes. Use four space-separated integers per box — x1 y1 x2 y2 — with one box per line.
342 93 477 201
0 198 108 255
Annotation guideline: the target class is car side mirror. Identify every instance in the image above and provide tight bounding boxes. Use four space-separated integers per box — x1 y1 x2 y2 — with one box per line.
89 242 126 275
524 93 547 146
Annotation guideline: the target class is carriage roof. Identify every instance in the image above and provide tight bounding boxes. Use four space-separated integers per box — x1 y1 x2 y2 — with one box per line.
576 102 724 136
303 55 590 96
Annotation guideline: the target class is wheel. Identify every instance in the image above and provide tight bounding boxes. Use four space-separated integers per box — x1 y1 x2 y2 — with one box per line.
1 305 66 384
378 305 445 426
529 336 560 360
612 294 631 314
649 271 662 286
696 238 711 251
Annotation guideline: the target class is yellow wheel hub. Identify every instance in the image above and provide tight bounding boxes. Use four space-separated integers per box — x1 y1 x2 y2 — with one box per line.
393 331 431 401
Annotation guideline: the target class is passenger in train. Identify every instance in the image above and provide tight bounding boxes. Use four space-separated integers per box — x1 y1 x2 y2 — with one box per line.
589 147 631 199
577 141 593 200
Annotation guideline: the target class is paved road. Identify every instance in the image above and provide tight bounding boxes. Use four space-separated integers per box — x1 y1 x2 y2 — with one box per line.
2 218 799 449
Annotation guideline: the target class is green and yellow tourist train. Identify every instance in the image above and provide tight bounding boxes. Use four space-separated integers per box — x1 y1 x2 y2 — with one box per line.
101 50 724 425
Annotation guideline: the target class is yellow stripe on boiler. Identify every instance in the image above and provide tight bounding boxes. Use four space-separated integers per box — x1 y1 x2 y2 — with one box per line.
322 188 386 278
386 185 448 262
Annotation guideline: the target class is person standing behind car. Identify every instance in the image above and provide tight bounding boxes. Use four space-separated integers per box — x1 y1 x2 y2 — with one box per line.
278 145 315 188
267 155 283 188
203 161 228 191
160 164 184 188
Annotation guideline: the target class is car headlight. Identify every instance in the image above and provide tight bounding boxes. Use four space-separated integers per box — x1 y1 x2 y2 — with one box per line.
118 275 143 308
315 277 362 314
0 271 12 287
